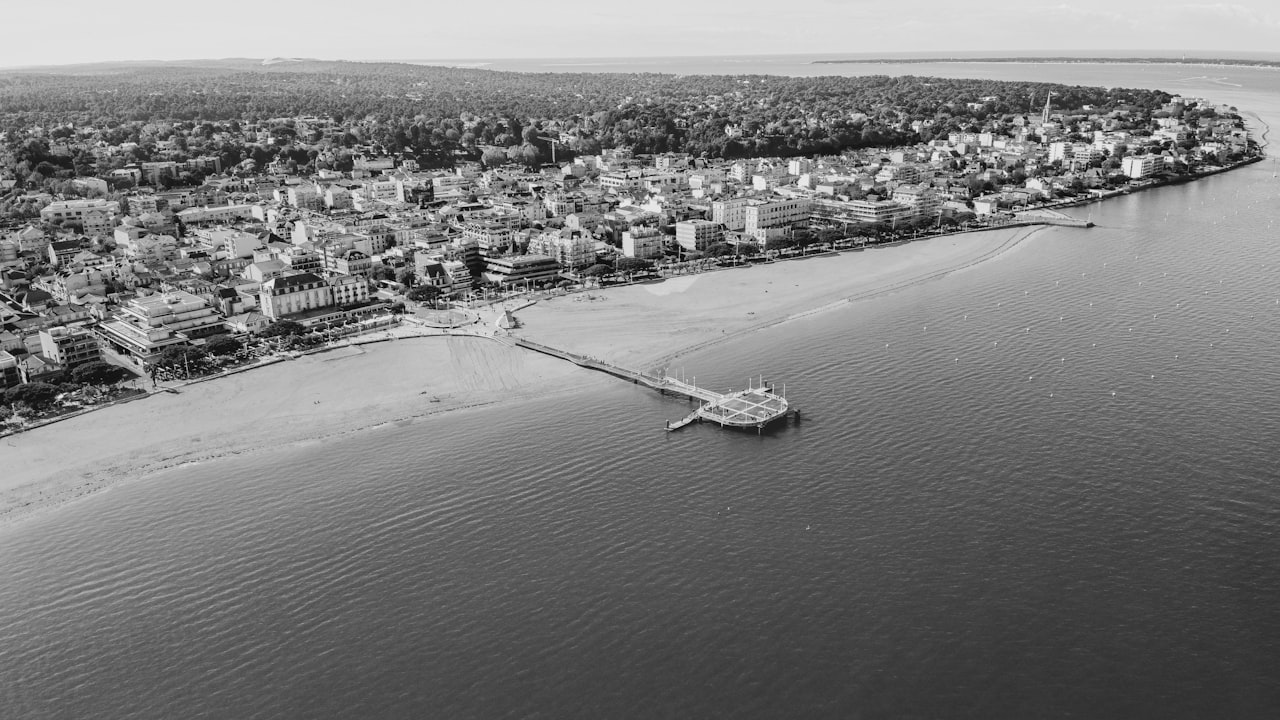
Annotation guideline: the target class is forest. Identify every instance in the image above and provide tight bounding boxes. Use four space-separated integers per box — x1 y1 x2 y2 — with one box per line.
0 60 1174 186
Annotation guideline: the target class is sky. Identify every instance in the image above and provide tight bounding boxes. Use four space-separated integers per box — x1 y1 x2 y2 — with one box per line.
5 0 1280 69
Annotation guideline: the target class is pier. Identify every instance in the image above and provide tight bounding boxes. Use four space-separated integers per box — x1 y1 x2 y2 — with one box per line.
513 338 797 432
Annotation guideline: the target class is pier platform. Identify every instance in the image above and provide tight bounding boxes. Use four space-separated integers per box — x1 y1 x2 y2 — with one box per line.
512 338 796 432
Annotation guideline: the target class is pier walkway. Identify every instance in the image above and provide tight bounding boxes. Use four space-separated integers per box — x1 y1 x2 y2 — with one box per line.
513 338 721 402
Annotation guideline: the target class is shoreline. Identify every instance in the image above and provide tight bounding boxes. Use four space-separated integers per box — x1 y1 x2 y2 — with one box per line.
2 223 1045 526
2 144 1267 526
1 334 595 525
508 224 1045 374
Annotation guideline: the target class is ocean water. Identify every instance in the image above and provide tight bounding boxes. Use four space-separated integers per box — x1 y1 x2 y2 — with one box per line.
4 66 1280 718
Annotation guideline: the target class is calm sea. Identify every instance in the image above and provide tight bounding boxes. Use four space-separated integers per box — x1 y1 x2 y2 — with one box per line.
4 62 1280 719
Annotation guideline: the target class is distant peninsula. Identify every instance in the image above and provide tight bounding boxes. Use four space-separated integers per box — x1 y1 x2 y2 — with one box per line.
814 56 1280 69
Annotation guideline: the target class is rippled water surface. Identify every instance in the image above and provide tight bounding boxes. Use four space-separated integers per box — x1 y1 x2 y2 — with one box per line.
3 67 1280 719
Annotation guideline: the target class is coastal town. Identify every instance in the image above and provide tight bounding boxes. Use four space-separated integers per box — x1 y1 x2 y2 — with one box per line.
0 75 1259 431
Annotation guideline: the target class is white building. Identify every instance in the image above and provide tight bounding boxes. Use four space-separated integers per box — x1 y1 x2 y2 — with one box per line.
1122 155 1165 180
675 220 724 253
39 199 120 237
95 290 225 367
527 230 597 271
744 198 811 236
711 197 753 231
622 226 664 260
258 272 332 319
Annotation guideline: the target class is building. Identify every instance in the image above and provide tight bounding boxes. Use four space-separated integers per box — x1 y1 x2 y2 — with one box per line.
675 220 724 254
889 186 941 223
622 226 664 260
0 350 21 388
118 232 179 263
1122 155 1165 180
47 240 83 267
281 246 323 275
711 197 753 231
329 274 370 307
39 325 101 369
811 196 910 227
482 255 562 287
414 257 453 291
461 221 517 254
527 230 597 271
39 199 120 237
95 290 225 367
443 260 472 289
599 169 645 192
258 273 332 319
323 247 373 278
286 184 324 210
744 198 811 237
140 161 179 186
195 228 261 260
175 204 257 225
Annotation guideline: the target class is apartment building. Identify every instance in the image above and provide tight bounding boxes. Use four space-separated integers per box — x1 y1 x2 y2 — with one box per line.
39 325 102 369
675 219 724 253
1122 155 1165 180
39 199 120 237
711 197 753 231
258 272 332 319
744 198 811 235
527 230 597 271
622 226 664 260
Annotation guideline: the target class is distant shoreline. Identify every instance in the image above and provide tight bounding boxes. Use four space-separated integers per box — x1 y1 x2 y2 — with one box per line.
813 57 1280 71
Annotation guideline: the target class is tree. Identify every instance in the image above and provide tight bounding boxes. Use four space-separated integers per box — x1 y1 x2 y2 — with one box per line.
5 382 59 411
406 284 443 304
205 335 242 356
158 345 207 373
615 257 653 275
581 263 613 278
481 147 508 168
260 320 305 337
395 267 417 287
70 361 124 386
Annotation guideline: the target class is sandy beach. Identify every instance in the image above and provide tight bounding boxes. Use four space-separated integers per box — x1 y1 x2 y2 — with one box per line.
1 335 590 522
513 225 1041 370
1 225 1040 523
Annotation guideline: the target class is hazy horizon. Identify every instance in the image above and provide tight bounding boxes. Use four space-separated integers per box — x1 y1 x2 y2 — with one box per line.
7 48 1280 73
7 0 1280 70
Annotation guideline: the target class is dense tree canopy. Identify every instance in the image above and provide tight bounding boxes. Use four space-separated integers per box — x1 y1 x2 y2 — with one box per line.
0 60 1175 175
70 361 126 385
4 381 59 410
260 320 305 337
204 335 242 356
